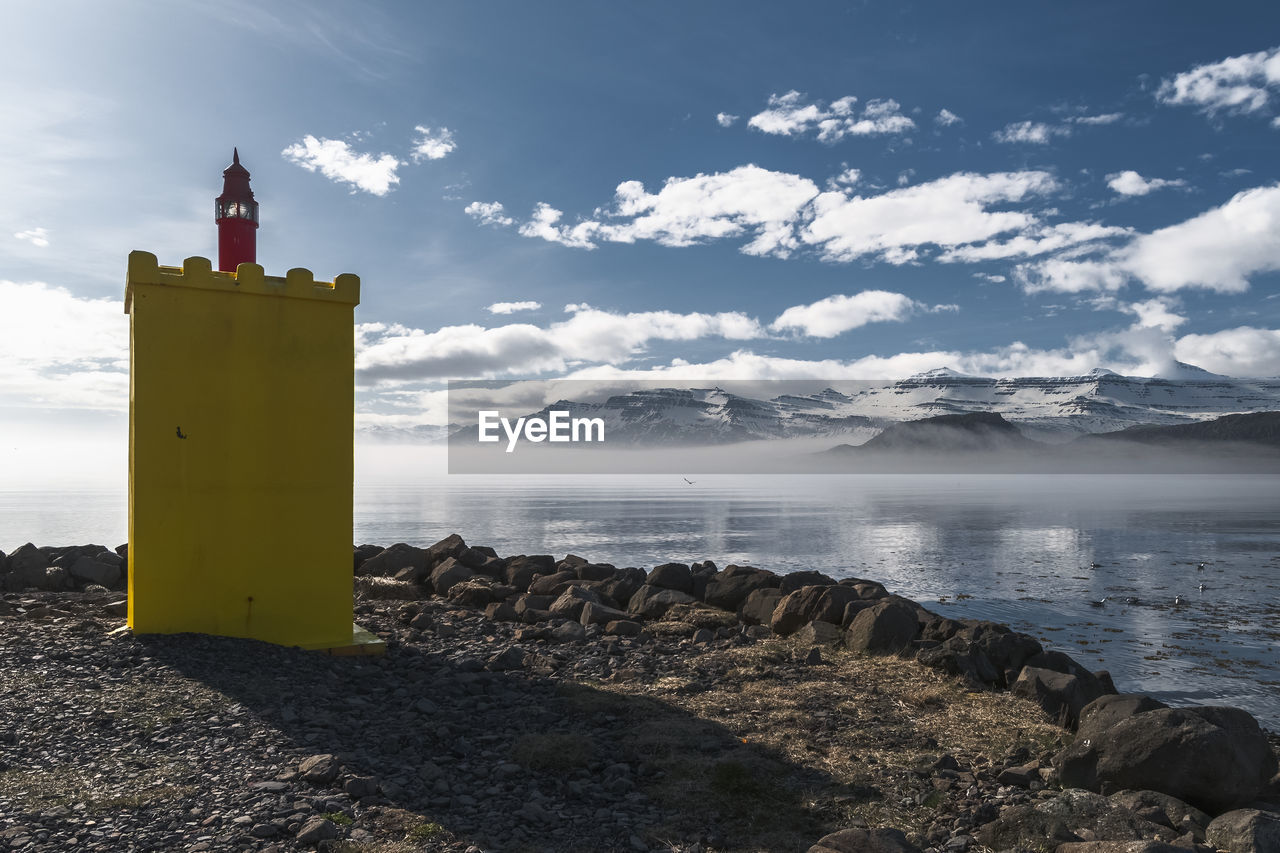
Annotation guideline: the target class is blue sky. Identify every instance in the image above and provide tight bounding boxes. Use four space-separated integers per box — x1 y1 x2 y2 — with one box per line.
3 0 1280 452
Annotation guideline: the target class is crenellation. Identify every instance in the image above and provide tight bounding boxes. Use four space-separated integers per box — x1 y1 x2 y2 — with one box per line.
124 250 359 311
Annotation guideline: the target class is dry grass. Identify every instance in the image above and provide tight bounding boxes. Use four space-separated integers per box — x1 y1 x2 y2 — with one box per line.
590 635 1066 846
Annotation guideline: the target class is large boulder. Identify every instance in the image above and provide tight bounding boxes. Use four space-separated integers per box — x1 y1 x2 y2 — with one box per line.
580 600 630 626
1025 651 1112 698
1206 809 1280 853
548 586 601 621
740 587 784 626
703 565 779 611
68 555 122 589
772 585 865 636
780 570 836 594
503 555 556 591
1012 667 1102 729
576 563 617 582
1056 701 1279 814
360 543 428 579
528 570 578 596
806 827 920 853
955 621 1042 686
7 543 51 588
627 585 697 620
845 599 920 654
429 557 473 597
646 563 693 594
592 567 646 610
425 533 468 565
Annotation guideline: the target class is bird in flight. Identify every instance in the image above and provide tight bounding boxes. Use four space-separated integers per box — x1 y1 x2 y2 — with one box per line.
176 426 188 439
683 477 695 485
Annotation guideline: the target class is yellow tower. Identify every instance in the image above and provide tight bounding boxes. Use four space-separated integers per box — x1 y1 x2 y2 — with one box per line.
124 250 378 653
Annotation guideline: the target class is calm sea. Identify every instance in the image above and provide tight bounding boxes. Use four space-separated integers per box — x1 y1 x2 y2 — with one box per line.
3 474 1278 728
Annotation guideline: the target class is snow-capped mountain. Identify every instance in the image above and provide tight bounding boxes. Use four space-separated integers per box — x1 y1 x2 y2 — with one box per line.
381 365 1280 446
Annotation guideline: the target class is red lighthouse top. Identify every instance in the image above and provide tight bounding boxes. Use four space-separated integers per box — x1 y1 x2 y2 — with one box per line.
215 148 259 272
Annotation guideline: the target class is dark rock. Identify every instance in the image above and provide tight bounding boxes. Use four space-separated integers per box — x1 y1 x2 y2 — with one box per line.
447 579 495 608
7 543 51 588
486 646 527 671
514 594 556 616
299 754 340 785
1080 695 1169 735
581 600 630 626
457 546 494 571
647 562 693 594
548 586 601 621
296 817 340 844
1109 791 1210 840
739 588 783 626
429 557 473 597
998 760 1042 787
1054 844 1188 853
976 789 1175 849
68 556 121 589
576 563 617 582
1206 809 1280 853
1024 650 1114 701
503 555 556 591
806 826 921 853
604 619 642 637
772 585 865 636
342 775 378 798
1056 704 1279 814
352 543 382 573
841 599 876 628
425 533 468 566
627 585 697 619
803 647 824 666
484 601 520 622
954 621 1043 686
845 599 920 654
549 621 586 643
1012 667 1100 729
559 553 588 569
794 621 843 646
528 570 578 596
781 570 836 594
691 628 714 644
358 543 427 579
594 567 646 609
703 566 779 611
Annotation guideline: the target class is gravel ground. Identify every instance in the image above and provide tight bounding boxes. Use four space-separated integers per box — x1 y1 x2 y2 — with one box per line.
0 587 1270 853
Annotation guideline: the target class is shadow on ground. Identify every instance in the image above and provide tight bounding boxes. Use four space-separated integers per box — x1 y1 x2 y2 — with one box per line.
143 622 844 852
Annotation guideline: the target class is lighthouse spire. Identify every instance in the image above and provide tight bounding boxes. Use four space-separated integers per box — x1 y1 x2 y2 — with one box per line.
215 148 259 272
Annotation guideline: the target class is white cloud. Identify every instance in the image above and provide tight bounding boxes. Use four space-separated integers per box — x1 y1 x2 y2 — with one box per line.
1157 46 1280 116
1069 113 1124 125
1106 170 1186 196
487 301 541 315
1015 257 1129 294
993 121 1067 144
356 306 767 383
801 170 1059 263
747 91 915 142
1123 298 1186 331
771 291 927 338
935 108 962 127
281 135 401 195
507 166 1069 266
1018 183 1280 294
464 201 514 227
939 221 1131 263
716 112 739 127
1174 326 1280 377
517 202 600 249
411 125 456 161
1123 183 1280 292
0 281 129 410
14 227 49 248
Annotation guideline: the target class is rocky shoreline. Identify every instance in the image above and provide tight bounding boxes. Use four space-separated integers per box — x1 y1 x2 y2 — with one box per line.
1 537 1278 853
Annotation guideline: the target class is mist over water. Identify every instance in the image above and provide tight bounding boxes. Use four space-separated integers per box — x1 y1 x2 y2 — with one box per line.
3 473 1278 728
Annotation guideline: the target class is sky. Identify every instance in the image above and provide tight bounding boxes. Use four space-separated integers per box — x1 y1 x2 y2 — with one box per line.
3 0 1280 469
